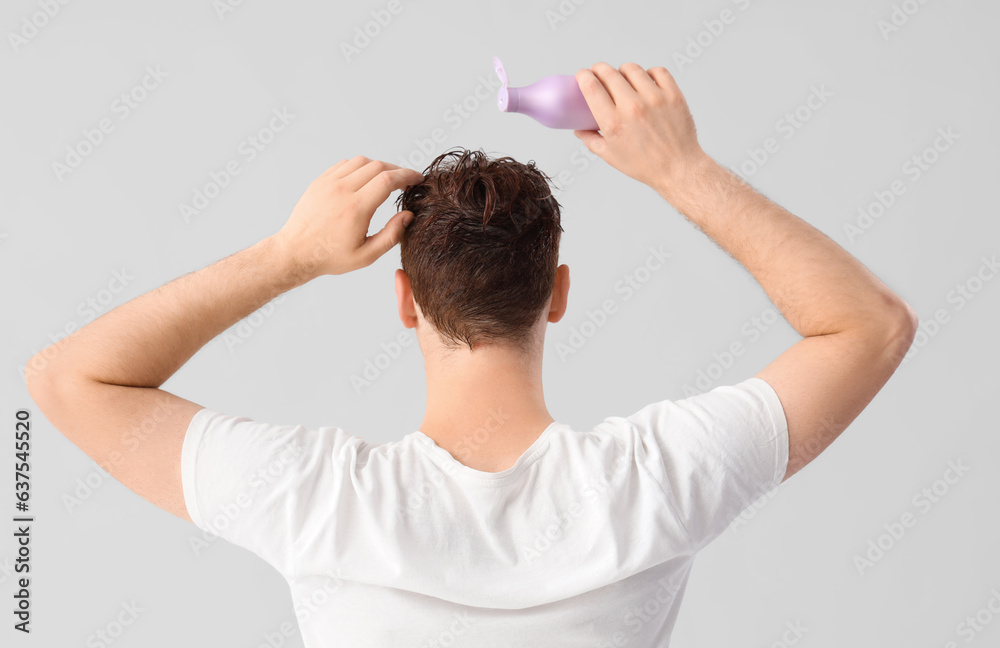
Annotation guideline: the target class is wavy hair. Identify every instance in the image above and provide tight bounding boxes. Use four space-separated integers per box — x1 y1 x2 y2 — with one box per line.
396 148 564 352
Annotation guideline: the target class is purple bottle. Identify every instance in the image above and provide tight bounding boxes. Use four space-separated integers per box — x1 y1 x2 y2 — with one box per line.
494 56 600 131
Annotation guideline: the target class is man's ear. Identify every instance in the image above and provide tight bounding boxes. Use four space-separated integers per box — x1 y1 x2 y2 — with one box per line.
395 269 418 329
548 264 570 323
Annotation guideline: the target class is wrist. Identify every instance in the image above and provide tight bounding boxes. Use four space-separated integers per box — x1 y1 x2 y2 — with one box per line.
260 233 321 289
653 151 721 207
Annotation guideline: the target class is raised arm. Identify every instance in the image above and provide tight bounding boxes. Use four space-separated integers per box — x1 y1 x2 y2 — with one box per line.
25 157 424 521
574 62 917 483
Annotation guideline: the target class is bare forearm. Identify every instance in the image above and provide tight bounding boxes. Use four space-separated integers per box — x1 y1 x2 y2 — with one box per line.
572 64 912 336
661 156 912 337
29 235 307 389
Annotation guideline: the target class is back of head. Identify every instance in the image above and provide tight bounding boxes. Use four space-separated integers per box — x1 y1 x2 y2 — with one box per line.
396 148 563 353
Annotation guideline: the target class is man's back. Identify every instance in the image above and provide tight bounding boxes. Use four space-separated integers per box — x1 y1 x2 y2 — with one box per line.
26 61 915 647
182 378 787 646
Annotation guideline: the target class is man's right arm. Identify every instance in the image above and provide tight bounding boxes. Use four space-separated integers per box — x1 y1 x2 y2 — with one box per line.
575 62 918 483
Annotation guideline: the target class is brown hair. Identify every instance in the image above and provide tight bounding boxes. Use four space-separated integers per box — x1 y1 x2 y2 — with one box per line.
396 148 563 353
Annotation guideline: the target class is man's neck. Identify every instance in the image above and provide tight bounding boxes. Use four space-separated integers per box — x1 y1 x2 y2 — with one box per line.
418 344 553 473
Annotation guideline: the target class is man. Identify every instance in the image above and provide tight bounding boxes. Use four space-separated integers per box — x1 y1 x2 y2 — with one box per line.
27 62 916 646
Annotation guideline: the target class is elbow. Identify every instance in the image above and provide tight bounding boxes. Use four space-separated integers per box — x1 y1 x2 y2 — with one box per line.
877 296 919 366
886 296 919 339
25 353 47 399
898 300 919 339
25 353 57 414
25 352 75 422
26 347 104 435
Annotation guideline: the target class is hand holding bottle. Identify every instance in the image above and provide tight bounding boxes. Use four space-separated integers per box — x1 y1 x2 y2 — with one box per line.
573 62 711 199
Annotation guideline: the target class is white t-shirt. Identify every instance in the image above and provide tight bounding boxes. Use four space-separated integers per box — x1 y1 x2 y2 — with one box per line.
181 376 788 647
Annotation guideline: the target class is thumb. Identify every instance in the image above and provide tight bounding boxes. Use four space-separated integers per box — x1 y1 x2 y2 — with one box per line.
574 129 605 156
362 210 411 263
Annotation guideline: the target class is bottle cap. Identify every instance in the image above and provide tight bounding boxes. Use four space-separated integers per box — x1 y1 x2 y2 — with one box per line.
493 56 518 113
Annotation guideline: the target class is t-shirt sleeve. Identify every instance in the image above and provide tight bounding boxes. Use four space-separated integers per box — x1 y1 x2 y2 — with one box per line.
181 408 359 577
624 377 789 552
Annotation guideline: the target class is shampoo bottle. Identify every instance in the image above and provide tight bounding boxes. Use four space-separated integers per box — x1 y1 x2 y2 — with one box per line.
494 56 600 131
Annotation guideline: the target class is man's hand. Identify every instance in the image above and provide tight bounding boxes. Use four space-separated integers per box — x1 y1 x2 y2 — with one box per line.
574 62 709 197
273 156 425 279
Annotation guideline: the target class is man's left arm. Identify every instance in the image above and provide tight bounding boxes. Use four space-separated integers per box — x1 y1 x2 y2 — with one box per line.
25 156 424 523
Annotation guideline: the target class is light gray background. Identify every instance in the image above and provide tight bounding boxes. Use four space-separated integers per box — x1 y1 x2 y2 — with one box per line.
2 0 998 646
